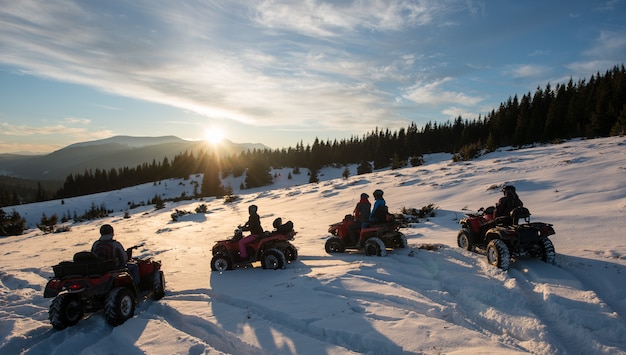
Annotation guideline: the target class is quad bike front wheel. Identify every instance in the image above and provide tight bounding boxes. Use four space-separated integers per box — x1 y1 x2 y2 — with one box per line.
324 237 345 254
457 229 473 251
395 233 408 248
487 239 510 271
104 287 136 326
152 270 165 300
283 244 298 262
49 293 84 330
539 238 556 264
364 237 387 257
210 253 233 272
261 248 286 270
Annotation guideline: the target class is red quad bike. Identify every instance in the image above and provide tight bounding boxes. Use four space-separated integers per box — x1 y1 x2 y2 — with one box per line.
457 206 556 271
210 218 297 271
43 244 165 330
325 214 407 256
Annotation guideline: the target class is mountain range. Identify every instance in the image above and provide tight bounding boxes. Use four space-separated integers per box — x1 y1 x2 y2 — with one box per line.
0 136 268 181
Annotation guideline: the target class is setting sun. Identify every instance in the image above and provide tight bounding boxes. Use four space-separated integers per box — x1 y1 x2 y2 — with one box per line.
204 127 225 145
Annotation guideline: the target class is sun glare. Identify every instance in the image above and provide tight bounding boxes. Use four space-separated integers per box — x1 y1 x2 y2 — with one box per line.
204 128 225 145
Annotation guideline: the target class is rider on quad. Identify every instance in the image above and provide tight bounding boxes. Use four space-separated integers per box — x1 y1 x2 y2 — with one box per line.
348 193 371 245
238 205 264 260
494 185 523 225
457 184 555 270
325 189 406 256
92 224 139 285
367 189 388 225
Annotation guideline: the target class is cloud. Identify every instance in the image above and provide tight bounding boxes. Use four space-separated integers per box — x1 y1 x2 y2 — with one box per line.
2 1 440 132
504 64 551 79
442 107 478 119
403 77 483 106
583 30 626 59
253 0 444 37
0 122 112 138
561 30 626 79
64 117 91 125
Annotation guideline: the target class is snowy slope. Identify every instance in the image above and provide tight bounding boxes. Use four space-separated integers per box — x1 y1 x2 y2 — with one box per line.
1 136 626 354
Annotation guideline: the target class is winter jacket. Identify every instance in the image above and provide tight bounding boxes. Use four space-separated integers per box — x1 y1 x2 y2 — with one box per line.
91 234 128 267
370 198 388 223
353 198 371 222
242 213 264 235
495 191 523 217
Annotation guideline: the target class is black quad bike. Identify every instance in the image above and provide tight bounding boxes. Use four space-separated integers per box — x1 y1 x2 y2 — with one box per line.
44 244 165 329
457 206 556 270
210 218 297 271
325 214 407 257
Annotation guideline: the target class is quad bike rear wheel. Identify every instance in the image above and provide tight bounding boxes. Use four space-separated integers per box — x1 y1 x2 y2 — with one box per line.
49 293 84 330
364 237 387 257
104 287 136 326
487 239 510 271
324 237 345 254
261 248 286 270
210 253 233 272
152 270 165 300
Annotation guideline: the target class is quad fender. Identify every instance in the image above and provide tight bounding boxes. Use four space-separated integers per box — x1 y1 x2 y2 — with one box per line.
112 271 139 298
380 231 406 248
44 274 114 299
531 222 556 238
328 220 345 234
211 244 229 256
485 227 515 243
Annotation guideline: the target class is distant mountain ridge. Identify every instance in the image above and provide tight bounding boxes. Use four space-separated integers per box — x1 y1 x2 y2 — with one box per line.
0 136 269 181
66 135 185 148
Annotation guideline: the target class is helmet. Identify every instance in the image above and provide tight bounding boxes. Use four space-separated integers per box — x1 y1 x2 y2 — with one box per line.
248 205 258 214
100 224 114 236
360 193 369 199
502 185 516 194
373 189 383 199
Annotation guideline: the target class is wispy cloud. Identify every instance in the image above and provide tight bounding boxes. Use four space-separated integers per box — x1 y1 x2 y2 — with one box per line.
403 77 483 106
504 64 551 79
567 30 626 78
0 0 623 153
254 0 444 37
0 122 112 138
583 30 626 59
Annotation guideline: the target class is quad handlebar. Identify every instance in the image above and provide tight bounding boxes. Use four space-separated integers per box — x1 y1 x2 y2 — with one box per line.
126 243 145 259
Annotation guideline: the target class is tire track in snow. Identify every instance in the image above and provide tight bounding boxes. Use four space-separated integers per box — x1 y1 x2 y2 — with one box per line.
139 290 264 355
206 289 387 354
339 249 532 353
510 261 626 355
386 247 565 353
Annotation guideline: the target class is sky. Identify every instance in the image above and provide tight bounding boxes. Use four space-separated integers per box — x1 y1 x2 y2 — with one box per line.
1 136 626 354
1 0 625 155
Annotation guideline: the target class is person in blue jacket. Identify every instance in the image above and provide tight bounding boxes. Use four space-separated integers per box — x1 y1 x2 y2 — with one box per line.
368 189 388 224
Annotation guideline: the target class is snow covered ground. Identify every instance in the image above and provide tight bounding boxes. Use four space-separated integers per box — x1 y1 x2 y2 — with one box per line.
1 136 626 354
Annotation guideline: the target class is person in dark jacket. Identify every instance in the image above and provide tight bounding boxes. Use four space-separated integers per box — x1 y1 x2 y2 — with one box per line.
495 185 523 224
348 193 371 245
92 224 139 284
238 205 264 260
91 224 127 267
